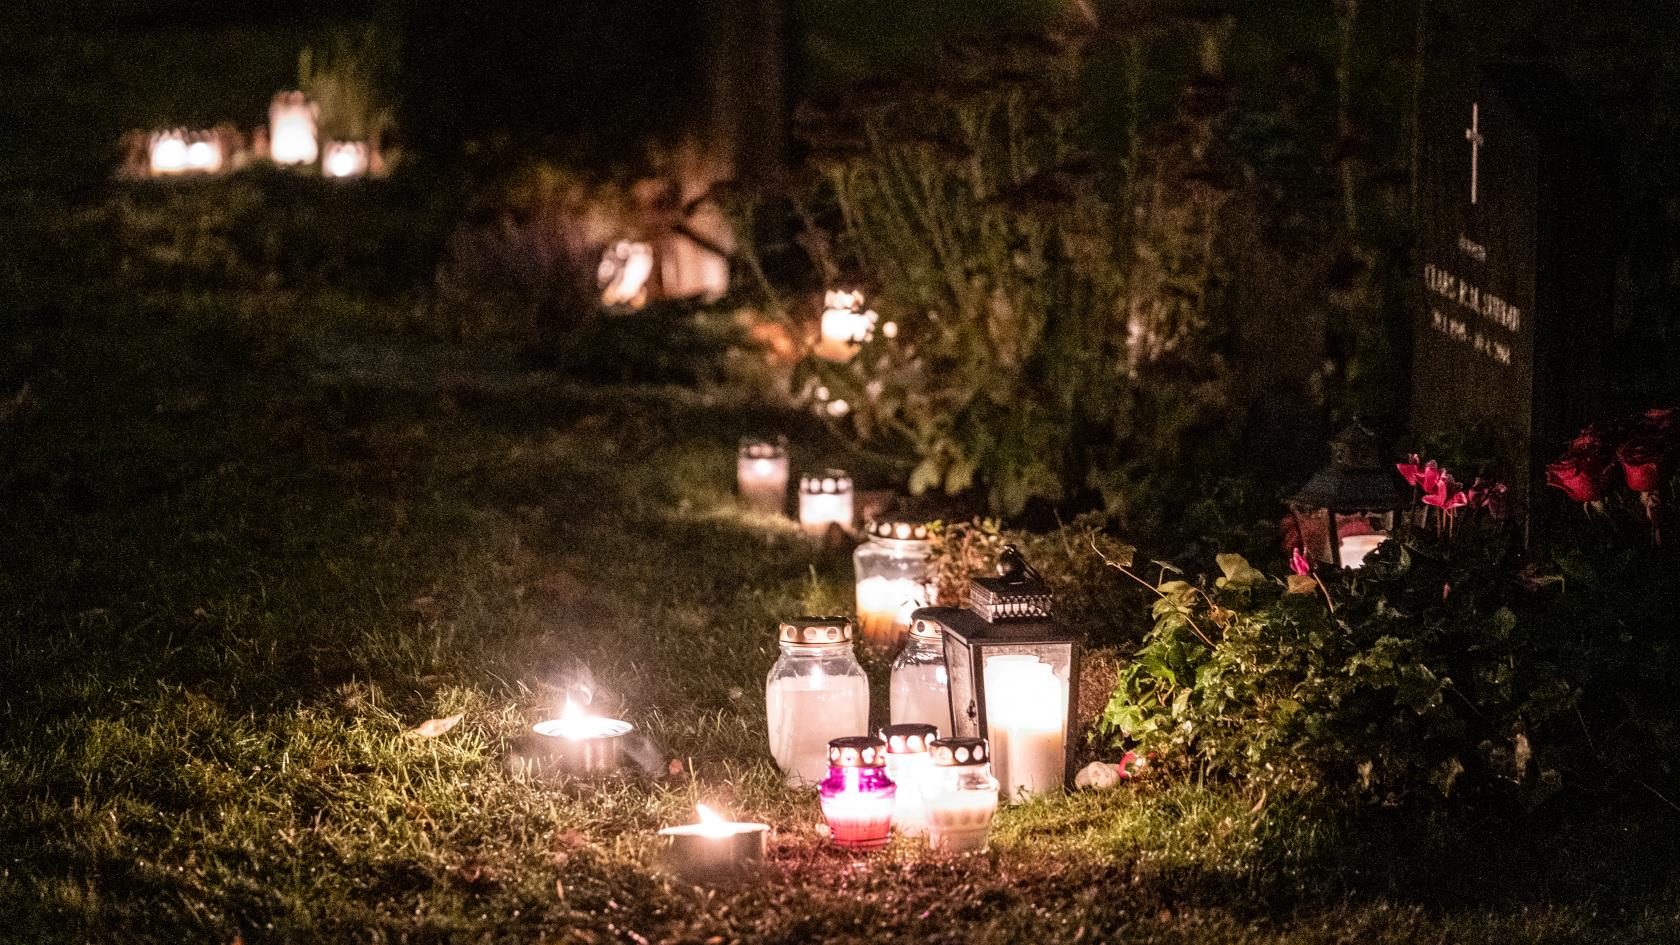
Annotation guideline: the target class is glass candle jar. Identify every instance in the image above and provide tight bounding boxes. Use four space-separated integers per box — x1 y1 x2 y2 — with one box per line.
922 737 999 853
737 435 789 516
816 289 877 361
799 470 854 538
890 617 952 733
853 517 936 652
983 654 1069 801
766 617 869 785
880 723 937 837
818 736 896 849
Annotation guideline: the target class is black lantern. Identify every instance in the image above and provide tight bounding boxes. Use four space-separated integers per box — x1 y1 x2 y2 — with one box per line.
1286 423 1408 568
909 547 1079 800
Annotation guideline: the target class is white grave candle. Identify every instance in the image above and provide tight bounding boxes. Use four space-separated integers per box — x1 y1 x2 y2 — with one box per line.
1338 533 1387 568
983 655 1068 800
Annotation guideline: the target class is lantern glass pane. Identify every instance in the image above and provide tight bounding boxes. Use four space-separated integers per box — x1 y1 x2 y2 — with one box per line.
978 644 1072 800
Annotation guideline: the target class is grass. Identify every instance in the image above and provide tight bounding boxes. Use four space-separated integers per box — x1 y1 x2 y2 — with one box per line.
2 231 1679 943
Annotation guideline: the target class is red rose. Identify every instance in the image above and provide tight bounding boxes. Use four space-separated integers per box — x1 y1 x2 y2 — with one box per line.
1546 453 1612 503
1618 436 1665 492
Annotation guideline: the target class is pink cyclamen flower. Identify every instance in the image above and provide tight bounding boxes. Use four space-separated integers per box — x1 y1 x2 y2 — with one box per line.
1396 454 1423 487
1415 460 1444 495
1290 547 1311 576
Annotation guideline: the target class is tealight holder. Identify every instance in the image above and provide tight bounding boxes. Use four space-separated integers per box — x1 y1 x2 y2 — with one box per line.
657 804 769 883
507 710 636 779
818 736 896 849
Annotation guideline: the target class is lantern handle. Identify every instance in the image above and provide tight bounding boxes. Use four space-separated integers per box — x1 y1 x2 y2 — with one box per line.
996 545 1043 585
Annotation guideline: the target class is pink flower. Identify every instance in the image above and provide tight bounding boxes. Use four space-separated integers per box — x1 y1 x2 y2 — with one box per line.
1290 547 1311 576
1421 474 1470 514
1415 460 1444 495
1396 454 1423 487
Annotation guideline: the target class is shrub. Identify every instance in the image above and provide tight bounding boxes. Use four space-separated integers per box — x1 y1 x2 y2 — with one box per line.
1098 533 1680 811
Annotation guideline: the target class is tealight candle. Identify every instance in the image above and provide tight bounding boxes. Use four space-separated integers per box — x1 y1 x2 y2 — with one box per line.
818 737 896 849
880 723 937 837
799 470 854 538
922 737 999 853
657 804 768 881
1337 533 1387 569
529 699 634 774
983 655 1068 801
737 435 789 516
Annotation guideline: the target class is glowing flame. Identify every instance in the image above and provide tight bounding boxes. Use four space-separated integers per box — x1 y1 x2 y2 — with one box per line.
694 803 735 836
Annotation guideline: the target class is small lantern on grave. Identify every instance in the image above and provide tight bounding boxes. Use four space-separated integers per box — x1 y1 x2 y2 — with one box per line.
148 130 190 175
322 141 370 179
269 91 319 166
1286 423 1408 569
598 240 655 308
910 547 1079 801
816 289 877 362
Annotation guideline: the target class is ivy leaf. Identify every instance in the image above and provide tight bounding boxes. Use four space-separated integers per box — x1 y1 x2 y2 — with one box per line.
1215 553 1266 589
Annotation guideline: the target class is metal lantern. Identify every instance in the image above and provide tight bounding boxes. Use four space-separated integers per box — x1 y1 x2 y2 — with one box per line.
909 547 1079 800
1286 423 1408 568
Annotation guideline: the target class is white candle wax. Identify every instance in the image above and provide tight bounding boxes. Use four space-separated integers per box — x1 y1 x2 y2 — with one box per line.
766 673 869 784
737 455 789 515
855 575 926 644
799 491 853 537
925 789 998 853
884 753 933 836
1338 533 1386 568
984 656 1067 801
890 663 952 733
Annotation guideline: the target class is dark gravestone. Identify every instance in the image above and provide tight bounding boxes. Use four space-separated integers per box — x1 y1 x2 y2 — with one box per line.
1412 62 1615 520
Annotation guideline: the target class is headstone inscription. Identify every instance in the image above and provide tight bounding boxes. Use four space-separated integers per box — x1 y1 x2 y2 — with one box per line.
1412 61 1615 520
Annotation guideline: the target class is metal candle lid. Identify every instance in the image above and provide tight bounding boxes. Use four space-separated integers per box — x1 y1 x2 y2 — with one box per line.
929 736 990 767
863 516 930 541
909 616 943 641
828 736 888 768
880 723 938 754
778 616 854 646
800 470 853 494
739 434 788 459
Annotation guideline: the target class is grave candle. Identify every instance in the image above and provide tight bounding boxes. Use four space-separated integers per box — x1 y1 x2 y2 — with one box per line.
737 435 789 516
766 618 869 785
880 723 937 837
818 737 896 849
922 737 999 853
323 141 370 179
890 617 952 733
798 470 854 538
816 289 876 361
853 517 935 652
1337 533 1387 569
530 698 634 774
983 655 1068 801
657 804 768 881
149 131 189 175
269 91 319 166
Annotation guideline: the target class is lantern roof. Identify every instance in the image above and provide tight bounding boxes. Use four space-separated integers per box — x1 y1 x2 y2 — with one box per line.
1287 423 1408 512
966 546 1053 622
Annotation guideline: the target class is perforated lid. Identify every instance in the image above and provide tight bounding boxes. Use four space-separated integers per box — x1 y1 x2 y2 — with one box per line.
828 736 887 768
739 434 788 459
778 616 853 646
929 736 990 767
864 516 931 541
800 469 853 494
880 723 938 755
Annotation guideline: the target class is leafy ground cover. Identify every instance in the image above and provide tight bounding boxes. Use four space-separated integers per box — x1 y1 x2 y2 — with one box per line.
1 294 1677 944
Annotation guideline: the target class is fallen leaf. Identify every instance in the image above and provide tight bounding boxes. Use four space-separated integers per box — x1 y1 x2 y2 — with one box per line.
404 713 463 739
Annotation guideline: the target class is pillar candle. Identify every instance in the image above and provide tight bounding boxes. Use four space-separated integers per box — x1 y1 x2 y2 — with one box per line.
983 655 1068 801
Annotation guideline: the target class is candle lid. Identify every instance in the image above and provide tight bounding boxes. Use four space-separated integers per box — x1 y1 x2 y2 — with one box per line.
739 434 788 459
827 736 887 768
880 723 937 754
800 470 853 494
778 615 854 646
863 516 930 541
909 617 943 641
929 736 990 767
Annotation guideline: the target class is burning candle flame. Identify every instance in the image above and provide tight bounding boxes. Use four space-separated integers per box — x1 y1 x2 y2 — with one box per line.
695 803 737 837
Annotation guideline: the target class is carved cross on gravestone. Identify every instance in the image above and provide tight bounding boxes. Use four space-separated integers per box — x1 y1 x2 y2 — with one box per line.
1464 102 1483 205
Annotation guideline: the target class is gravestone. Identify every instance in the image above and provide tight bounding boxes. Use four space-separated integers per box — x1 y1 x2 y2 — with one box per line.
1412 61 1615 519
